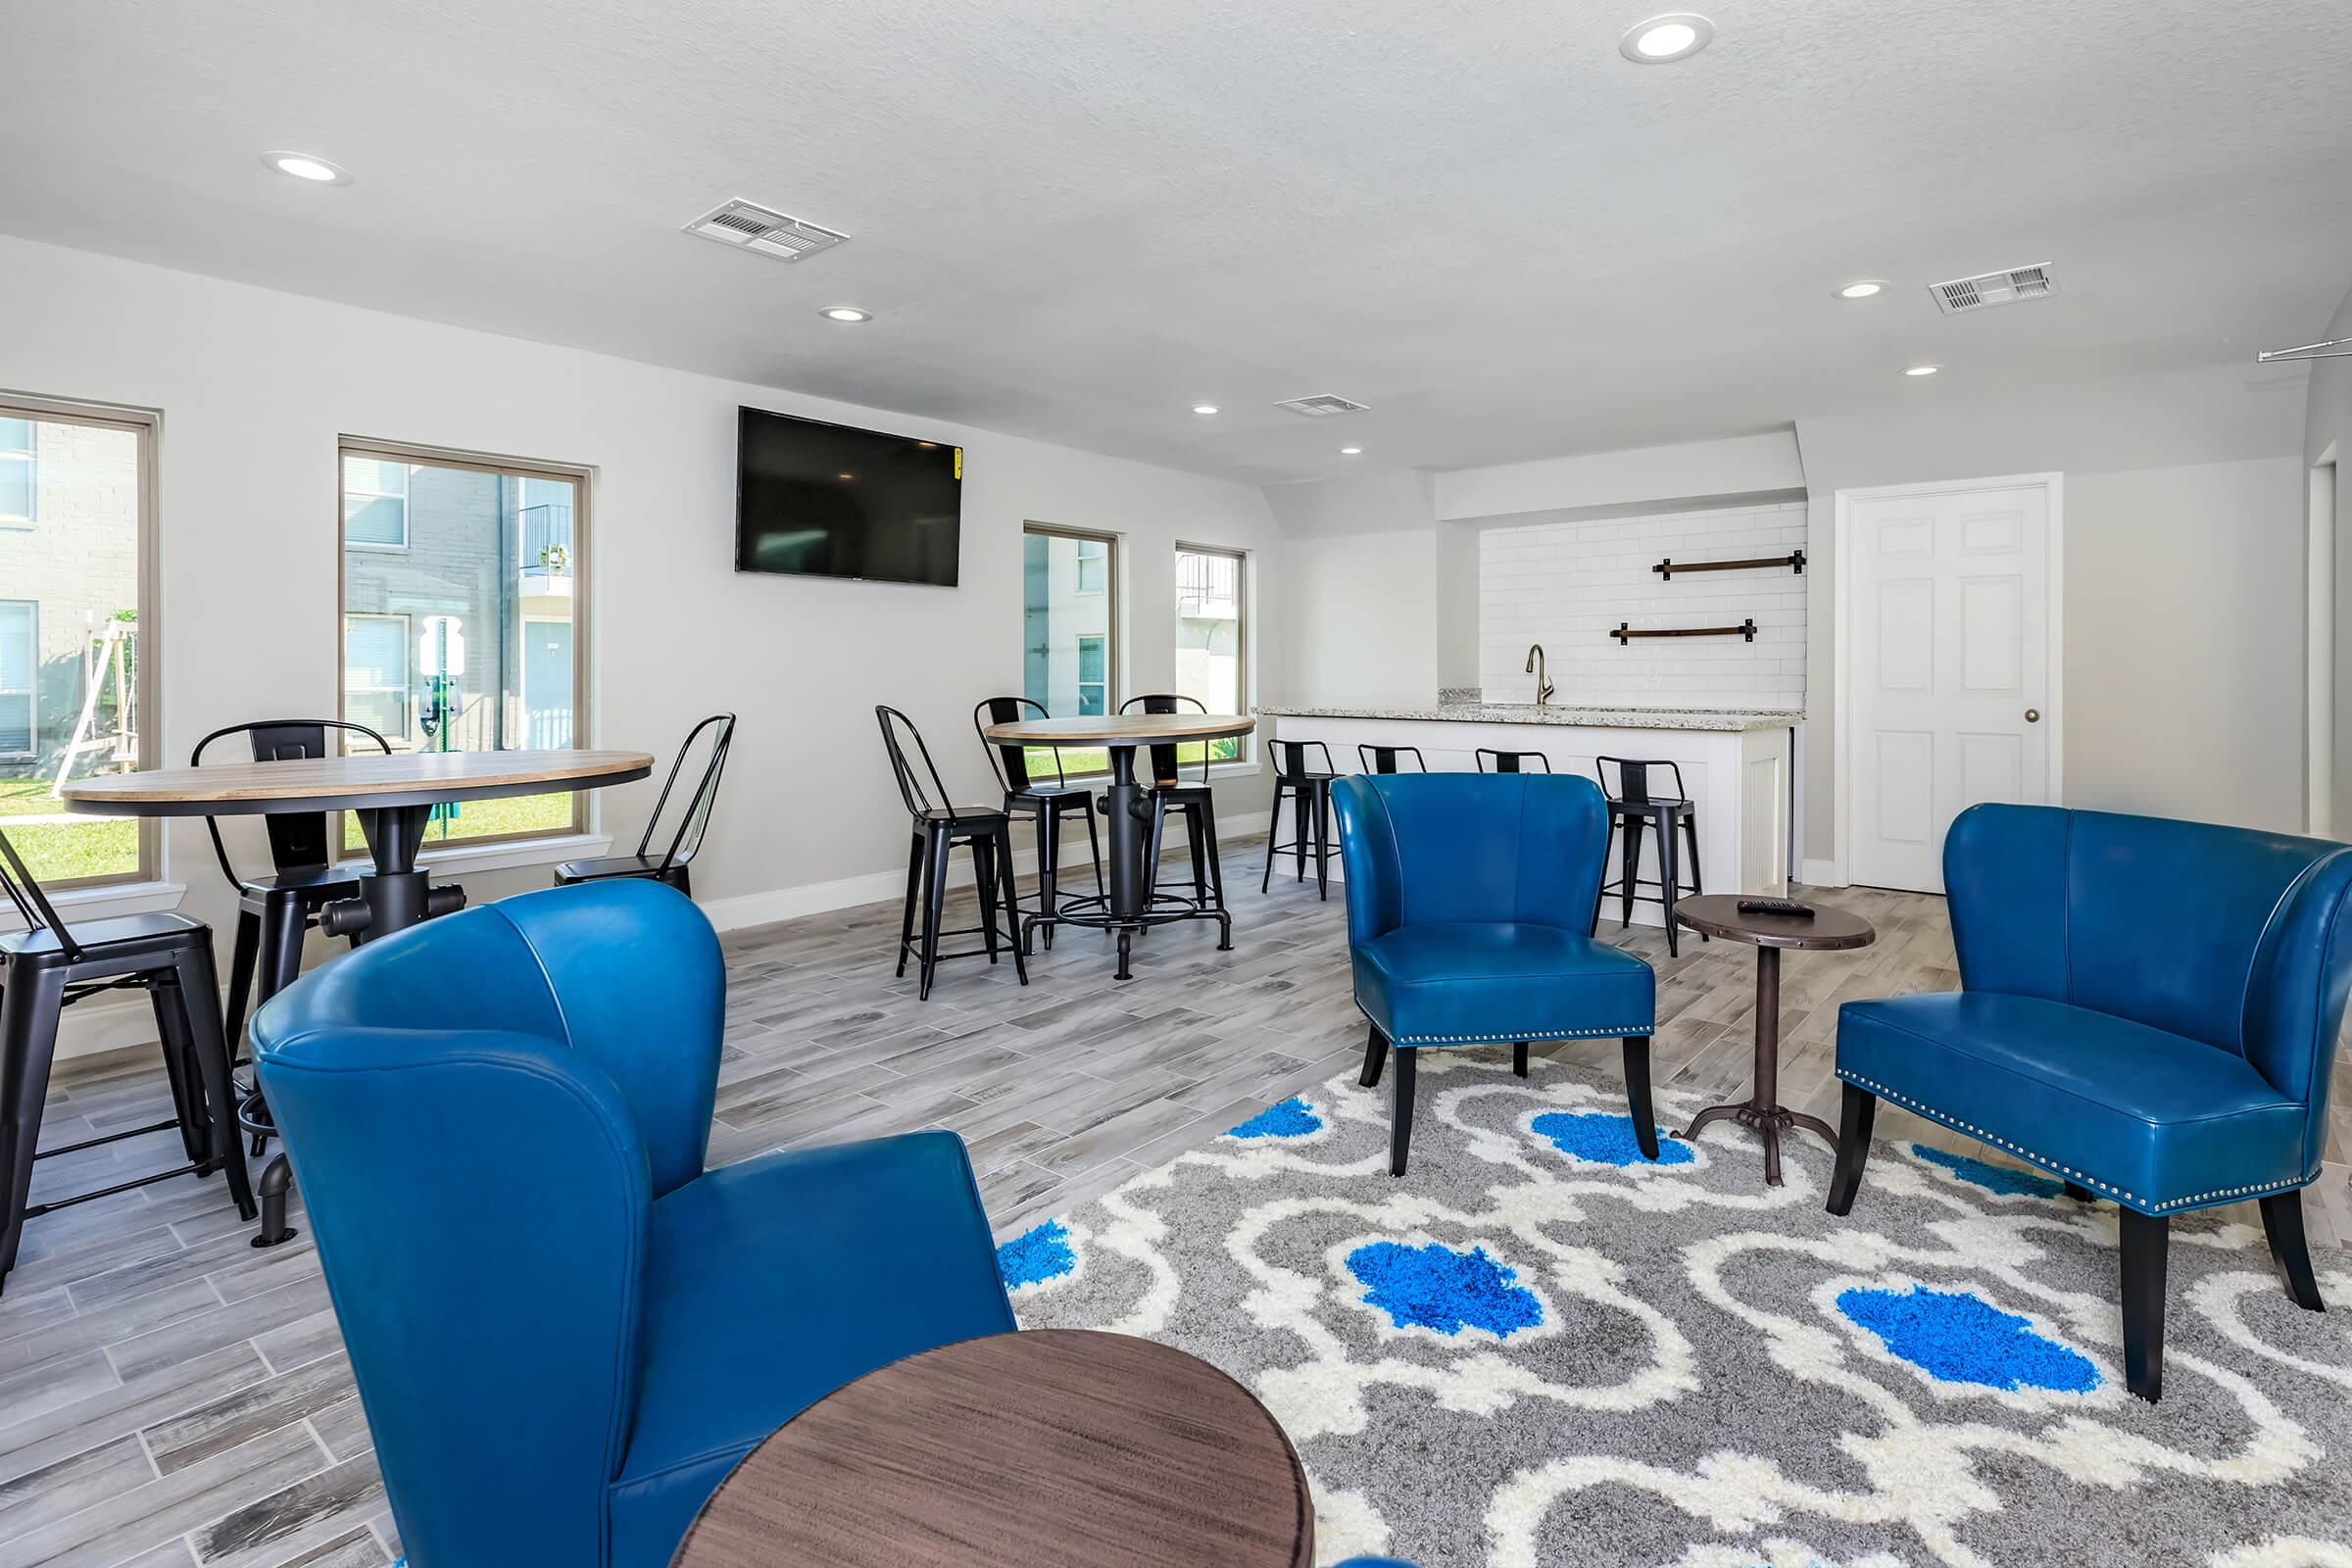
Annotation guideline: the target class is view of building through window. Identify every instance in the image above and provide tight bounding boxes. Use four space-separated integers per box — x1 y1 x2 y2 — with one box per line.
0 404 151 888
1175 545 1246 761
339 446 584 849
1021 523 1118 777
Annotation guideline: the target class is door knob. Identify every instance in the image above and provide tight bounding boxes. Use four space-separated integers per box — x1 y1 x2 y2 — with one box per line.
2025 709 2040 723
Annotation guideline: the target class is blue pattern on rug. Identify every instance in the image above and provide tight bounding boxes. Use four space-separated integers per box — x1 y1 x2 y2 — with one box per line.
997 1218 1078 1290
1347 1241 1544 1337
1229 1096 1324 1139
1531 1110 1693 1167
1911 1143 2067 1200
1837 1284 2100 1393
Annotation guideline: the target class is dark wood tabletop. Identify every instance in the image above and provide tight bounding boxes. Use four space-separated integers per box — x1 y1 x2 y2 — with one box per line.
1673 892 1877 951
669 1329 1314 1568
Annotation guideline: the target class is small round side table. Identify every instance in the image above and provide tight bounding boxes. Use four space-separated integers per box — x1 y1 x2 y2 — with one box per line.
1673 893 1877 1186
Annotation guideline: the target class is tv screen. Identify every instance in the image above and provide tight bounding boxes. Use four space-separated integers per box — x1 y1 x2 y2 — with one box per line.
735 407 962 586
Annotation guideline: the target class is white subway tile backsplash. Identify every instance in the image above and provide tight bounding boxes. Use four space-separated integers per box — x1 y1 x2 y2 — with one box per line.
1480 500 1807 710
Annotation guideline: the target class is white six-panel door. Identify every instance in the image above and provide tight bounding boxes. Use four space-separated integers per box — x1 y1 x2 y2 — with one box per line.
1839 475 2058 893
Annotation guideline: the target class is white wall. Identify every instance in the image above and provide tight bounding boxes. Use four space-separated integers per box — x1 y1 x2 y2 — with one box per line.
1477 500 1808 710
1435 430 1806 521
1281 530 1438 707
2305 281 2352 834
0 232 1287 964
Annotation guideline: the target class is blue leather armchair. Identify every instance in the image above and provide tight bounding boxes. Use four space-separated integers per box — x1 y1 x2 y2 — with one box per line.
1830 804 2352 1401
251 881 1016 1567
1329 772 1658 1175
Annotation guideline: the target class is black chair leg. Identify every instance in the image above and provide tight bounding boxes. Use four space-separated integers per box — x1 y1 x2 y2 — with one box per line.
1262 782 1287 894
994 827 1029 986
1312 785 1330 901
971 837 1001 964
896 832 923 977
1592 816 1614 933
1185 807 1208 907
2064 1181 2094 1202
1292 786 1310 883
169 949 255 1222
1512 1041 1530 1078
1826 1084 1876 1215
1622 1036 1658 1159
0 966 69 1286
1656 815 1682 958
2120 1208 2170 1402
148 977 209 1163
1359 1022 1389 1087
1145 797 1168 899
1678 809 1707 941
2261 1191 2327 1311
223 906 262 1060
1199 806 1227 913
1389 1046 1416 1177
918 826 952 1002
1619 816 1642 930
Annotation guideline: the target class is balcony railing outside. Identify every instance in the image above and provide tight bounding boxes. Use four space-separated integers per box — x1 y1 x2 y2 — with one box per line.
1177 552 1240 620
521 503 573 577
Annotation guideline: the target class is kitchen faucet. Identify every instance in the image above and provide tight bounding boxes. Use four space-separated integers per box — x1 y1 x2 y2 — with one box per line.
1525 643 1554 707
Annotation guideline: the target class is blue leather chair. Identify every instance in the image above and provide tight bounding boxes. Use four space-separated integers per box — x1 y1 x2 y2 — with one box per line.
1329 772 1659 1175
1830 803 2352 1402
251 881 1016 1568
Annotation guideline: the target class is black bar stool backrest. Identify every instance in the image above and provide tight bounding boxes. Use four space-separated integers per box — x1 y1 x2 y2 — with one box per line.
974 696 1060 795
1357 744 1427 774
878 706 955 820
1595 755 1687 805
1121 693 1207 787
0 827 81 962
1477 748 1551 773
1272 739 1335 780
192 718 391 885
640 713 736 872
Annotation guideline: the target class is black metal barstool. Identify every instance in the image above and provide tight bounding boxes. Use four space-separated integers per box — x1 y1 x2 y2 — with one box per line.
2 828 255 1293
555 712 736 895
1121 694 1226 914
1594 755 1705 957
1476 748 1551 772
1356 744 1427 774
1262 739 1338 900
974 697 1102 953
878 707 1027 1001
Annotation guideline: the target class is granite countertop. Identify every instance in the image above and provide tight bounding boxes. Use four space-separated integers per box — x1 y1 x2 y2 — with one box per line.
1251 702 1804 733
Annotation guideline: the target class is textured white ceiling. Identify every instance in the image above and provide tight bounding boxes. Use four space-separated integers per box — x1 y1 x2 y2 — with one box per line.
3 0 2347 483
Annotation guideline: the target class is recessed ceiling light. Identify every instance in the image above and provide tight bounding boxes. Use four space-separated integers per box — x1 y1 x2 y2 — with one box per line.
837 472 855 481
1837 279 1887 299
1902 364 1941 376
1619 13 1713 63
261 151 350 185
820 307 871 323
1192 404 1220 416
1339 446 1364 456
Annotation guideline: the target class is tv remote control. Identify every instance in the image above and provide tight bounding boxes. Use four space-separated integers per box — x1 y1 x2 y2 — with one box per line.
1738 898 1814 918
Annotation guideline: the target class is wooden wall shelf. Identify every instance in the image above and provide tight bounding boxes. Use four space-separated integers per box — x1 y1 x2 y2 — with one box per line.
1611 619 1758 645
1653 551 1804 580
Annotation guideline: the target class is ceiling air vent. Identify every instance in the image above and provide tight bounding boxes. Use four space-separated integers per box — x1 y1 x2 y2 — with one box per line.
1273 394 1370 417
683 199 849 263
1929 263 2055 315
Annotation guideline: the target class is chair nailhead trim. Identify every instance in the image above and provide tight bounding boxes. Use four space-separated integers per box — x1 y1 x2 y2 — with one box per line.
1836 1071 2319 1215
1399 1025 1649 1046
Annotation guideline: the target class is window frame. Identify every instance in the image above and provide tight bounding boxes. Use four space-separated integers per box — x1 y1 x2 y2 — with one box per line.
340 455 412 552
0 599 36 762
0 416 34 529
341 610 414 747
0 393 162 891
335 437 595 853
1021 520 1121 777
1174 541 1250 761
1074 536 1107 596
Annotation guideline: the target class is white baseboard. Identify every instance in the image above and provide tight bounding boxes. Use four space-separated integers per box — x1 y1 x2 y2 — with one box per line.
1799 858 1846 888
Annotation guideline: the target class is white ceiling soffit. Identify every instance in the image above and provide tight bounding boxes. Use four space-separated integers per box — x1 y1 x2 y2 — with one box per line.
0 0 2347 484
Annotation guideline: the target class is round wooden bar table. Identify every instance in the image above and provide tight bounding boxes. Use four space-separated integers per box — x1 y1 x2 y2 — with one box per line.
61 748 654 1242
979 712 1255 979
1672 893 1876 1186
669 1329 1314 1568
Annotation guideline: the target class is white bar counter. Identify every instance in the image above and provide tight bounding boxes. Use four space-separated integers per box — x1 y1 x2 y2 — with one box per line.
1254 702 1800 923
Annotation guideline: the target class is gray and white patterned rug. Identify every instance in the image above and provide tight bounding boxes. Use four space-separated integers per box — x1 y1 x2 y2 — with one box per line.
997 1051 2352 1568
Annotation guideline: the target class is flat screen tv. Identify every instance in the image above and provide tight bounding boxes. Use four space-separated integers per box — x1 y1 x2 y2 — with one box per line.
735 407 963 586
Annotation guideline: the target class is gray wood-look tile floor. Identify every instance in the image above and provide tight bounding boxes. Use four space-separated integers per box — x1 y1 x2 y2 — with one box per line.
5 845 2348 1566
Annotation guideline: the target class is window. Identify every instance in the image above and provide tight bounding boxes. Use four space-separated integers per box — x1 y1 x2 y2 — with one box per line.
342 612 411 744
342 455 410 548
1175 544 1248 761
0 418 32 526
0 602 34 759
339 442 589 851
0 398 156 889
1022 522 1119 774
